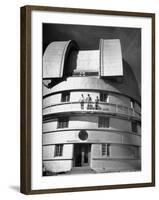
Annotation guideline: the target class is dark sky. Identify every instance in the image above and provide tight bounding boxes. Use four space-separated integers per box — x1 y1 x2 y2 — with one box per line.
43 23 141 90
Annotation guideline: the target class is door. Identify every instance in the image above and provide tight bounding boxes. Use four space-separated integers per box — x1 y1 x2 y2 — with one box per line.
74 144 91 167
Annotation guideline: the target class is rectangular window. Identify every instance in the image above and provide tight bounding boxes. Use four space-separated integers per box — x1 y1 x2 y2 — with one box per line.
100 92 108 102
132 121 137 133
61 91 70 102
54 144 63 157
57 117 69 128
98 116 109 128
102 144 110 156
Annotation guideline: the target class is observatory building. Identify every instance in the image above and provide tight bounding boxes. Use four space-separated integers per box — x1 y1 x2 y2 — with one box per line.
42 39 141 174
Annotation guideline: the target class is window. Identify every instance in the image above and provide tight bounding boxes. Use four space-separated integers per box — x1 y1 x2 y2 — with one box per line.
61 91 70 102
57 117 69 128
102 144 110 156
98 116 109 128
54 144 63 157
132 121 137 133
73 71 98 76
100 92 108 102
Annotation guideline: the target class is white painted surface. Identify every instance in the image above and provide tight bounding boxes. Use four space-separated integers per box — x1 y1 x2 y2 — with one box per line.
43 41 71 78
44 160 72 172
43 90 136 108
43 76 140 101
43 144 73 159
109 93 130 107
0 0 159 200
42 130 140 146
100 39 123 76
74 50 99 72
43 93 61 107
42 116 139 133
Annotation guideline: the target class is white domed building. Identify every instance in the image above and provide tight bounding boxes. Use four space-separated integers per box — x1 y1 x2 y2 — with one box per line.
42 39 141 175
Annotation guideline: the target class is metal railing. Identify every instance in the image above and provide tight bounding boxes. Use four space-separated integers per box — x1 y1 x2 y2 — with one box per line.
43 101 141 119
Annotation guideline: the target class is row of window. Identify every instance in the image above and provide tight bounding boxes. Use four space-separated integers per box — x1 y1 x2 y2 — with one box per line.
54 144 110 157
61 91 136 109
57 116 139 133
61 91 109 102
54 144 139 158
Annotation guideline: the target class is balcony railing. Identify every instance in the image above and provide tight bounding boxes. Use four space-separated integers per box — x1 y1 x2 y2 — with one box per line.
43 101 141 120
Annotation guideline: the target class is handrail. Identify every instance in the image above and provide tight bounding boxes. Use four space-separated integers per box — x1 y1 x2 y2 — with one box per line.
43 101 135 110
43 101 141 118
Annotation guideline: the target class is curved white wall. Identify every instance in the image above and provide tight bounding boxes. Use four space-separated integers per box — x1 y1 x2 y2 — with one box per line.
43 115 141 134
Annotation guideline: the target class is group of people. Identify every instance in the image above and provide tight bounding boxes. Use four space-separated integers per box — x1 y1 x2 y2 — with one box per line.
79 94 99 110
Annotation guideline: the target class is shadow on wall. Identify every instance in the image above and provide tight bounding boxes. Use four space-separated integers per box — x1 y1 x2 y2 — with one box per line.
9 185 20 192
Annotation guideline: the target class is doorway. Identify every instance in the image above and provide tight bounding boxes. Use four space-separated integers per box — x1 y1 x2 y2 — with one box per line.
74 144 91 167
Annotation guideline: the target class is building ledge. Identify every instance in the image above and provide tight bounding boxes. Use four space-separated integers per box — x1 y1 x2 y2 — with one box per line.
43 128 141 137
43 101 141 121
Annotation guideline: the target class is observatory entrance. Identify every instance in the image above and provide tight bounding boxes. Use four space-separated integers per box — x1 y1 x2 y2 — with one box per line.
74 144 91 167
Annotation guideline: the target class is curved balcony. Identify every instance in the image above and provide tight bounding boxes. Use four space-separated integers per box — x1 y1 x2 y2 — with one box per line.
43 101 141 120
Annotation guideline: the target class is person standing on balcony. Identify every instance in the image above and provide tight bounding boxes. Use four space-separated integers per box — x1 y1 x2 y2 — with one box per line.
95 96 99 110
79 94 85 110
86 94 92 109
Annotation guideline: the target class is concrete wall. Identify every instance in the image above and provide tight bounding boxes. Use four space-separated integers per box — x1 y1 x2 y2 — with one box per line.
43 120 57 132
91 144 139 159
43 93 61 107
91 144 140 172
43 130 141 146
43 76 141 103
43 115 141 134
110 118 131 131
109 93 130 107
70 91 98 102
91 159 141 172
43 143 141 173
43 144 73 173
42 75 141 173
43 160 72 173
43 144 73 159
43 90 140 110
